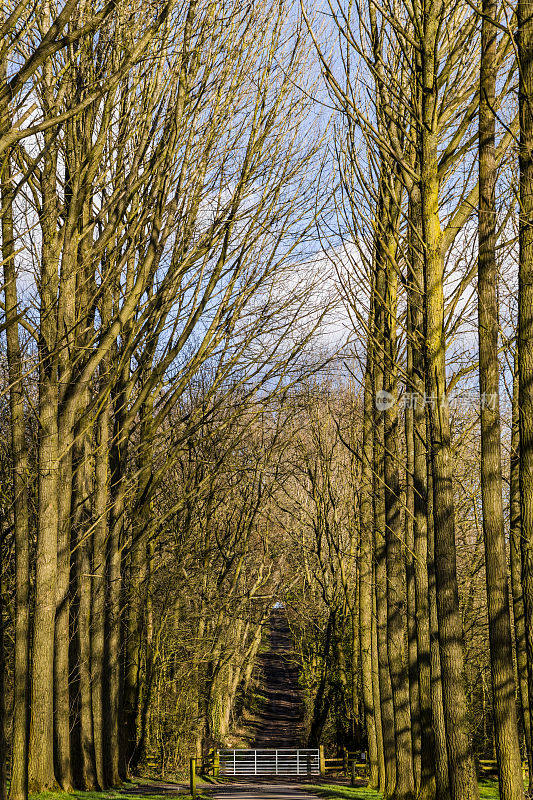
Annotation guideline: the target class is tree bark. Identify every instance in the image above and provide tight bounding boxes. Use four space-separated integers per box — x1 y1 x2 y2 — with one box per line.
426 465 450 800
72 413 98 789
359 297 380 789
54 415 74 790
124 394 153 771
405 301 422 796
478 4 525 795
29 307 60 793
106 435 126 785
373 218 397 797
371 561 386 789
383 249 414 800
408 183 436 800
518 0 533 789
28 120 61 791
510 356 533 786
420 13 479 792
0 74 30 800
0 518 6 800
92 378 110 789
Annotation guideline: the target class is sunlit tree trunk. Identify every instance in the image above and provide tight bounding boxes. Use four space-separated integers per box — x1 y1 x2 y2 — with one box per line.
55 411 74 790
478 4 524 795
510 357 533 786
373 205 397 796
359 297 380 789
1 66 30 800
383 236 414 800
420 9 479 793
405 302 422 796
92 359 111 789
0 517 6 800
124 392 153 770
518 0 533 781
426 430 450 800
77 223 99 788
106 406 127 785
28 119 61 792
72 403 98 789
371 562 386 788
54 157 80 789
408 182 436 800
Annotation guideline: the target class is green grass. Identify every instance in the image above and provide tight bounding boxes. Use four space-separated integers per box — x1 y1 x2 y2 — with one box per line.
307 782 381 799
29 780 197 800
478 781 500 799
307 779 502 800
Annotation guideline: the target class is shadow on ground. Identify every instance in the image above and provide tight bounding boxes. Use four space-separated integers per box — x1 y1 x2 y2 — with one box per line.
236 610 305 749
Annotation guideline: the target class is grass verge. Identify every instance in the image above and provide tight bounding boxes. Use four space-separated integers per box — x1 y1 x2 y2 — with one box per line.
29 779 201 800
307 779 501 800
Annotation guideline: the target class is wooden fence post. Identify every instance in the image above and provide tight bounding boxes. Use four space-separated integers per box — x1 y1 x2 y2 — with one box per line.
214 750 220 778
342 748 348 776
319 745 325 777
351 760 356 786
190 757 197 798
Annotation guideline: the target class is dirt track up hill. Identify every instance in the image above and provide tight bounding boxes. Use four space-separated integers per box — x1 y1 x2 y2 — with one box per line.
240 609 305 748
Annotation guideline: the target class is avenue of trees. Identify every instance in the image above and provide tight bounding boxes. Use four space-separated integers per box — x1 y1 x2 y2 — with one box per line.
1 0 533 799
0 0 323 793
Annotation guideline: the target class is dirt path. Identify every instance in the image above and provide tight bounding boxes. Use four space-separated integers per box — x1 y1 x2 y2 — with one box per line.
207 783 322 800
239 608 305 748
126 779 327 800
234 608 305 747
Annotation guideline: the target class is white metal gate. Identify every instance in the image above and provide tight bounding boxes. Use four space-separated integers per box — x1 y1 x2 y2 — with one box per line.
218 748 320 776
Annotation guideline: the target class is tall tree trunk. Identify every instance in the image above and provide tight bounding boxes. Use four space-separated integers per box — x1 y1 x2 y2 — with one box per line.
408 183 436 800
104 255 135 785
0 76 30 800
422 186 478 800
73 411 98 789
136 542 155 765
124 394 153 771
405 302 422 796
92 276 113 789
371 562 386 789
359 298 379 789
28 122 61 791
383 248 414 800
54 415 74 790
478 4 525 796
123 536 147 771
29 327 59 792
373 218 397 797
426 435 450 800
106 443 126 786
0 518 6 800
54 220 78 790
518 0 533 787
69 202 99 791
105 345 135 782
510 356 533 786
420 18 479 794
92 379 110 789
